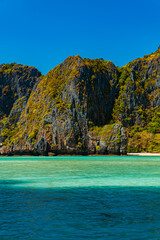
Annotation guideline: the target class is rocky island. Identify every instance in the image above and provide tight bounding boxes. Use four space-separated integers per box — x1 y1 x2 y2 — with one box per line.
0 47 160 155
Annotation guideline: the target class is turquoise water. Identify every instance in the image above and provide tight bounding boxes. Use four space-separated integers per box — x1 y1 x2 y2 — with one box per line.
1 156 160 239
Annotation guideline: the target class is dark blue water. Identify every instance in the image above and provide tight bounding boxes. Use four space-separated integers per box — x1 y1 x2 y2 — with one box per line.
1 185 160 239
1 156 160 239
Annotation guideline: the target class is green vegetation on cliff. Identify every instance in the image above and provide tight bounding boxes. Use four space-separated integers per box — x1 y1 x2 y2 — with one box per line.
2 55 119 153
1 47 160 155
112 47 160 152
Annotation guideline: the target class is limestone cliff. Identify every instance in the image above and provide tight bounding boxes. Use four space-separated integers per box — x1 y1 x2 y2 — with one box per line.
0 63 41 118
1 47 160 155
0 64 41 148
113 47 160 152
2 56 124 155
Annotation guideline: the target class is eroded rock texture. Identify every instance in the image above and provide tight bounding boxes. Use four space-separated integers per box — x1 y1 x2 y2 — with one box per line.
1 47 160 155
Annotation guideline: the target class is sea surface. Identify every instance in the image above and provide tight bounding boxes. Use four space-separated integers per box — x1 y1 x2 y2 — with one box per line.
1 156 160 239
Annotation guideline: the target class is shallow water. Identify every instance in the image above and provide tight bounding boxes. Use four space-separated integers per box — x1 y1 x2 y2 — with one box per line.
1 156 160 239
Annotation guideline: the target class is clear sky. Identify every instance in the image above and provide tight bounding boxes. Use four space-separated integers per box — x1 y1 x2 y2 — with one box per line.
0 0 160 74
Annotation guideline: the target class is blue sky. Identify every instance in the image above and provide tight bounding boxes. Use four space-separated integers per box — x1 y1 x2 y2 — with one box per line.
0 0 160 74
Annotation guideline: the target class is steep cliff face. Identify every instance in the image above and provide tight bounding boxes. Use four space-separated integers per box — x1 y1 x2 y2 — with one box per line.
113 47 160 152
0 64 41 147
0 63 41 119
113 49 160 125
1 48 160 155
2 56 122 154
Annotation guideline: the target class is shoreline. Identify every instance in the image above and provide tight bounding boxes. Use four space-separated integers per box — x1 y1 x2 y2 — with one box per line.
0 153 160 157
0 154 119 157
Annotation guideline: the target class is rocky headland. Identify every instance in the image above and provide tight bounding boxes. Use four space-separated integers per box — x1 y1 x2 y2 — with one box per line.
1 48 160 155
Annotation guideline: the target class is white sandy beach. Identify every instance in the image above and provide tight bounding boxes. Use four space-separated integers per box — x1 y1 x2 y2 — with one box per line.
127 153 160 156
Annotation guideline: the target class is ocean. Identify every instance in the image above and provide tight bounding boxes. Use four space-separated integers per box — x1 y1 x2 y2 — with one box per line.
0 156 160 239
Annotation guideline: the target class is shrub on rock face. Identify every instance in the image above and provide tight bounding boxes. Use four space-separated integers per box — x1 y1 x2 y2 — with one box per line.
88 123 127 155
106 124 127 155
